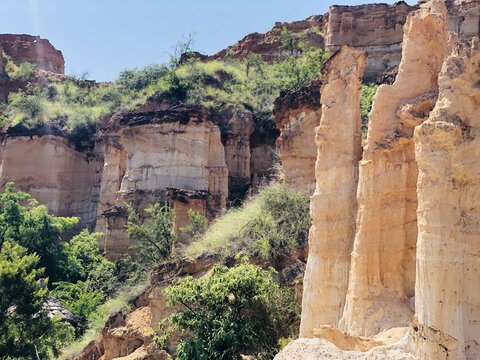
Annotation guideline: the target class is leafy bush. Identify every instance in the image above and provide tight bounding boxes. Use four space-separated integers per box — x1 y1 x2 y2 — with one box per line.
117 64 168 91
11 62 37 81
52 281 104 333
179 209 207 240
157 259 298 360
0 183 79 283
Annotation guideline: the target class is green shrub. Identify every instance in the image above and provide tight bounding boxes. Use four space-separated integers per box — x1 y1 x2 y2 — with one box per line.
0 241 75 359
179 209 207 240
126 202 178 269
117 64 168 91
12 62 37 81
157 259 298 359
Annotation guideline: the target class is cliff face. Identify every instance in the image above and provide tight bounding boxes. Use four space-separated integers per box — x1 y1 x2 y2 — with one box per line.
340 1 448 337
0 135 101 232
0 34 65 74
210 2 417 79
277 0 480 359
273 80 321 195
414 37 480 360
299 47 365 337
209 16 325 63
324 1 415 78
96 104 228 258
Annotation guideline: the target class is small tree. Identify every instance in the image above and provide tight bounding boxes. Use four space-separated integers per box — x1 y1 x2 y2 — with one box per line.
126 202 177 268
157 259 298 360
0 241 74 359
179 209 207 240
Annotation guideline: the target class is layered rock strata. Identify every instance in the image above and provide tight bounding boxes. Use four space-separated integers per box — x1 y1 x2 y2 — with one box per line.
0 34 65 74
339 1 448 337
413 37 480 360
0 135 101 231
96 105 228 259
299 46 366 337
324 2 416 78
273 80 321 195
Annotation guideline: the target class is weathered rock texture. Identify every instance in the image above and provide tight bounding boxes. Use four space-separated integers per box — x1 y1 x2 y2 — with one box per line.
96 104 228 259
339 1 448 337
324 2 415 78
273 80 321 194
210 2 418 79
413 38 480 360
217 107 255 201
420 0 480 38
0 135 101 231
299 46 366 337
278 1 480 359
0 34 65 74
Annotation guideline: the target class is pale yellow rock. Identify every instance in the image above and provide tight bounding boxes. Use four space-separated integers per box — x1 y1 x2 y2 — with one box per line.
339 1 448 336
274 332 416 360
96 115 228 259
0 135 101 230
299 46 366 337
413 38 480 360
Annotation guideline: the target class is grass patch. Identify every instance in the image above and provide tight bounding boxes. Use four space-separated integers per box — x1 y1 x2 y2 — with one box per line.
184 183 310 264
184 195 263 258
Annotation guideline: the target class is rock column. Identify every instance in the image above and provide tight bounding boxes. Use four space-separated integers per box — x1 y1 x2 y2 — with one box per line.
299 46 366 337
339 1 448 336
414 38 480 360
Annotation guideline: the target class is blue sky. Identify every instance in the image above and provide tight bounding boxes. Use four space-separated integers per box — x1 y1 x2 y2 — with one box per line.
1 0 416 81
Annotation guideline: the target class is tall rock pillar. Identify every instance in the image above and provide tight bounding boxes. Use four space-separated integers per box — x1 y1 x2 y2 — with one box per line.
299 46 366 337
339 0 448 336
414 38 480 360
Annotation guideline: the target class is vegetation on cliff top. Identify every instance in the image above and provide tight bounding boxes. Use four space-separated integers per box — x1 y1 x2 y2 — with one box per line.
1 29 331 139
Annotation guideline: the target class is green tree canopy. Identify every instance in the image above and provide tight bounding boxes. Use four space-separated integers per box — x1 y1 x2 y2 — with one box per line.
0 182 79 283
0 241 73 359
126 202 177 269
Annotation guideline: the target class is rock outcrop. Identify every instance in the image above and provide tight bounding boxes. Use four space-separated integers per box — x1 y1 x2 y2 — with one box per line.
324 2 416 78
413 37 480 360
209 16 325 63
340 0 449 337
273 80 321 194
299 47 366 337
0 134 101 232
0 34 65 74
277 0 480 359
96 104 228 259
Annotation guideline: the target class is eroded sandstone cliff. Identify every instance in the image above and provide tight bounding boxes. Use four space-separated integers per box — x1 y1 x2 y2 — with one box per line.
0 134 101 232
299 46 366 337
0 34 65 74
96 104 228 258
324 1 415 78
273 80 321 194
340 0 448 337
276 0 480 359
413 37 480 360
